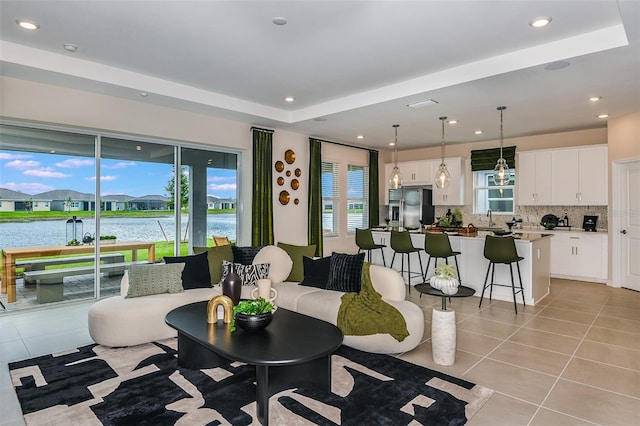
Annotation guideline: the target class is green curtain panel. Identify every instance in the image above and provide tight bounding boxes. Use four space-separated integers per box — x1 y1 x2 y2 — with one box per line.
251 128 274 246
308 138 323 256
470 146 516 171
368 150 379 228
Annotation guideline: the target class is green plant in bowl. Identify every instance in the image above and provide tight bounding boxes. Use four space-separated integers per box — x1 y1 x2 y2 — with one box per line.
434 263 457 279
231 298 275 332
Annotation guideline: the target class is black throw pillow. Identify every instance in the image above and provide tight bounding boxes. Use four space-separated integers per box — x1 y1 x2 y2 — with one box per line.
231 245 264 265
164 251 211 290
326 252 365 293
300 256 331 289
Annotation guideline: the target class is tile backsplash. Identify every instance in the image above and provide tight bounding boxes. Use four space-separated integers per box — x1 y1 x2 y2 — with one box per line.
435 205 608 230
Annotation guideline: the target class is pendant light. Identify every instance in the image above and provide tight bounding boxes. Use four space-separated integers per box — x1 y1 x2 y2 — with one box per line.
389 124 403 189
434 116 451 189
493 106 511 186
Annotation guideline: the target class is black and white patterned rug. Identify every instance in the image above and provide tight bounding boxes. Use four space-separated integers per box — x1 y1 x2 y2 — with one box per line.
9 339 493 425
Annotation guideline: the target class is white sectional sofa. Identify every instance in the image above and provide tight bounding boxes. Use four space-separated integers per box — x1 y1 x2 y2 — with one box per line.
88 247 424 354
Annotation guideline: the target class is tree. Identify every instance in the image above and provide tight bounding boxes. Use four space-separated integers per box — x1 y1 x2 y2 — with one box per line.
24 198 33 213
65 196 73 213
165 166 189 210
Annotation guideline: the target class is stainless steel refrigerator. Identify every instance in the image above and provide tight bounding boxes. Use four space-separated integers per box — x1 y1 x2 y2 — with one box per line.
388 187 434 229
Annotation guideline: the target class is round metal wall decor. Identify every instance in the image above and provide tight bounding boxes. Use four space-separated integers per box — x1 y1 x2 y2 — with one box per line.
279 190 290 205
277 177 284 186
285 149 296 164
294 198 299 205
286 170 291 177
295 168 301 177
275 161 284 172
291 179 299 190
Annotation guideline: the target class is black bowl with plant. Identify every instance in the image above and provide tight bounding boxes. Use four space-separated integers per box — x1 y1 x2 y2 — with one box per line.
232 298 276 332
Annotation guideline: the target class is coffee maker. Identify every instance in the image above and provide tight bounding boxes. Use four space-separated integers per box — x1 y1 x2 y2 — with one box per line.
582 215 598 232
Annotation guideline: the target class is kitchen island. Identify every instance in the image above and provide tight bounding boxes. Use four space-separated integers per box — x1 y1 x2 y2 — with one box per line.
371 230 552 306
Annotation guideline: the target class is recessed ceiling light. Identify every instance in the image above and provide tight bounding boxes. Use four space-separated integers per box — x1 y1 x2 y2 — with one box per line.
589 96 602 102
597 114 609 119
356 135 364 139
474 130 483 135
273 17 287 26
50 150 56 154
63 43 78 52
136 145 142 151
16 19 39 30
530 17 552 28
448 120 458 124
388 142 396 146
407 99 438 109
284 96 295 102
140 92 149 97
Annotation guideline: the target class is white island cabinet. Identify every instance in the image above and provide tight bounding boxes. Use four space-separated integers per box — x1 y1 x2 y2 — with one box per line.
372 231 551 306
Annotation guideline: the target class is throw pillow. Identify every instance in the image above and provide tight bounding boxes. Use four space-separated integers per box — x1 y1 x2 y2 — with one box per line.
277 242 317 282
164 251 211 290
231 246 264 265
193 245 234 285
221 261 270 286
125 263 185 298
252 245 293 284
326 252 366 293
300 256 331 289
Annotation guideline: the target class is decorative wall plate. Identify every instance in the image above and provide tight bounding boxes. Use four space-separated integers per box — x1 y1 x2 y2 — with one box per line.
286 170 291 177
279 190 290 205
277 177 284 186
295 168 301 177
294 198 299 205
291 179 299 190
275 161 284 172
285 149 296 164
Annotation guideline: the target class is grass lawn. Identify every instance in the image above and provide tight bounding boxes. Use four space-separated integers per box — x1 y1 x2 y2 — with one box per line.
0 209 236 222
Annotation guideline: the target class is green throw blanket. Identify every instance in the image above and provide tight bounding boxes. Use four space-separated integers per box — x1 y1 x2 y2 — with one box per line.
337 262 409 342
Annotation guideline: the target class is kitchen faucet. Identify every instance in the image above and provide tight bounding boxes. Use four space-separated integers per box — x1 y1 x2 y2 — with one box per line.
487 209 494 228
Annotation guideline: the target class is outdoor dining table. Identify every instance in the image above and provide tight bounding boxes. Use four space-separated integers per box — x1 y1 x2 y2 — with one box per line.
1 240 156 303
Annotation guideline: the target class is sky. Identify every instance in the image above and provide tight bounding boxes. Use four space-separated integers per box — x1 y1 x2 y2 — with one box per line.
0 151 237 199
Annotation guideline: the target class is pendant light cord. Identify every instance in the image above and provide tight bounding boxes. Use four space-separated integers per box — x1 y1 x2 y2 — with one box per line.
498 106 506 159
393 124 399 166
439 116 447 163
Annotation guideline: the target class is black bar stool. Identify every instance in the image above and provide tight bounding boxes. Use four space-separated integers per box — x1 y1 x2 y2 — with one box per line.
479 235 526 314
423 232 462 283
390 230 424 293
355 228 386 266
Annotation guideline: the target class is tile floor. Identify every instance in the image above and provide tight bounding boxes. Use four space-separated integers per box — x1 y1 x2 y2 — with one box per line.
1 278 639 425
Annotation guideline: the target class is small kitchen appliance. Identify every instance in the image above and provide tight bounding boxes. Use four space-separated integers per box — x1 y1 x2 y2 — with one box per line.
582 215 598 232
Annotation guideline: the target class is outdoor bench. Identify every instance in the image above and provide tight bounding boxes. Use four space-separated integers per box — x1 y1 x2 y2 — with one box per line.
18 253 126 284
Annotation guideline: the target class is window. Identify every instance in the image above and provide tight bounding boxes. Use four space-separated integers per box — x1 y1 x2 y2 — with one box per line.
474 170 515 214
321 162 339 236
346 164 369 233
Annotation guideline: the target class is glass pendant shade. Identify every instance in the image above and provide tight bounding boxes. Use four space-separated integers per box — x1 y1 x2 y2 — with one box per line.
389 165 403 189
435 163 451 189
493 157 511 186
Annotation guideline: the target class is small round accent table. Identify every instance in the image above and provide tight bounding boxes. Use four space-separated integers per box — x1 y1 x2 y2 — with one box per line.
414 283 475 366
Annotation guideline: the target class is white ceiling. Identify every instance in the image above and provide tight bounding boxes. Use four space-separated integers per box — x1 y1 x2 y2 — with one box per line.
1 1 639 150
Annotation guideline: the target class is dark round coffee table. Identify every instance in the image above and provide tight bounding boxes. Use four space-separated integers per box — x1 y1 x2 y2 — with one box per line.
414 283 475 310
166 301 343 425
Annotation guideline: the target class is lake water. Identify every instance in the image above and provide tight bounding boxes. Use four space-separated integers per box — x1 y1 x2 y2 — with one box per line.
0 214 237 248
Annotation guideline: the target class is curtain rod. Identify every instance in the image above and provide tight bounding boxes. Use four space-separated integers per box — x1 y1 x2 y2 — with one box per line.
311 137 378 153
250 126 275 134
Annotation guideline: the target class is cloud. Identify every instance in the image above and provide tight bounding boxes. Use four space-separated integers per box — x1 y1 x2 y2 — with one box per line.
87 175 118 181
209 183 236 191
0 153 31 160
55 158 94 168
208 176 235 183
103 161 135 169
1 182 55 194
24 169 70 178
6 160 40 169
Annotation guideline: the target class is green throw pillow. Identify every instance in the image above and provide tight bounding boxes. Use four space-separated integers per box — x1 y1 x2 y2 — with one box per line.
194 245 234 285
277 242 316 282
125 263 185 298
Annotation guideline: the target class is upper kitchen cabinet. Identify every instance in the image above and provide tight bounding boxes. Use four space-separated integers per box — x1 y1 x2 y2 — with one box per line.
432 157 465 205
517 151 552 205
551 145 607 205
384 160 433 204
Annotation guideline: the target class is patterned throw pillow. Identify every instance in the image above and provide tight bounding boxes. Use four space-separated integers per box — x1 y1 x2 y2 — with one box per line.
125 263 185 298
221 261 270 286
326 252 365 293
231 246 264 265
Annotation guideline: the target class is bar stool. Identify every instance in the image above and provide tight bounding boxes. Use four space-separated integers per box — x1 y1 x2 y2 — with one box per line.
390 230 424 293
355 228 386 266
479 235 526 314
423 232 461 283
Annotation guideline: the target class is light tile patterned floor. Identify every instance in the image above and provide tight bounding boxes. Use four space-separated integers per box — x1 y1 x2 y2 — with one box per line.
1 278 639 425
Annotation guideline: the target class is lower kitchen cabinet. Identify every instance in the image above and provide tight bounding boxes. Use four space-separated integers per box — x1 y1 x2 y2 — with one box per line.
550 232 607 282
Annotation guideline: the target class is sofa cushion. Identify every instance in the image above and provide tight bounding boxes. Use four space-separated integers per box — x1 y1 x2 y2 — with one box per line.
300 256 331 289
124 263 185 298
277 242 316 282
326 252 365 293
252 245 293 284
164 251 211 289
221 261 270 286
232 246 264 265
272 282 323 311
193 245 234 285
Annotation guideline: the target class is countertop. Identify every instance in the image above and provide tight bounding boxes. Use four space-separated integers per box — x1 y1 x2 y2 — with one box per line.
371 228 552 242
